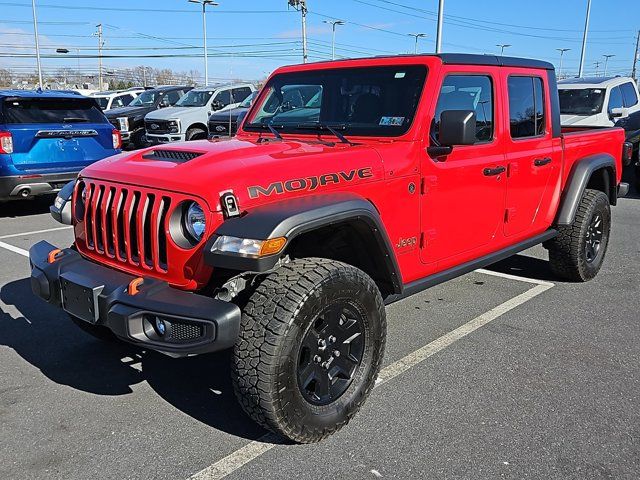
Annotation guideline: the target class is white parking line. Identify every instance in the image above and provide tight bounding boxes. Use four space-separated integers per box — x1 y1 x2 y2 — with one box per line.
475 267 554 287
0 240 28 257
188 281 554 480
0 226 72 239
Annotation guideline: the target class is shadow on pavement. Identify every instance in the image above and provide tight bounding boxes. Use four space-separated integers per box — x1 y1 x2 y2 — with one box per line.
0 277 266 441
484 253 558 283
0 197 54 218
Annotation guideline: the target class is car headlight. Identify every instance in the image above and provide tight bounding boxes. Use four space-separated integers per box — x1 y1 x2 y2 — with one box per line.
210 235 287 257
183 202 206 243
168 119 180 133
117 117 129 131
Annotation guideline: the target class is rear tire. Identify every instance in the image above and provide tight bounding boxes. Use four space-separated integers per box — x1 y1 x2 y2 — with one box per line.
70 315 119 342
548 189 611 281
231 258 386 443
185 127 207 141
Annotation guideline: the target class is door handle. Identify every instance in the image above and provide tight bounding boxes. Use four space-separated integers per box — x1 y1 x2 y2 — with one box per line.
534 157 552 167
483 166 506 176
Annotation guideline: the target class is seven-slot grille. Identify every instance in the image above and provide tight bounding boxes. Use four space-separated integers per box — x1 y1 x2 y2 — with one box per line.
80 181 171 273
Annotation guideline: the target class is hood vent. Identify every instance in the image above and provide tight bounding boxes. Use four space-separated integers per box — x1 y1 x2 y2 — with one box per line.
142 149 204 163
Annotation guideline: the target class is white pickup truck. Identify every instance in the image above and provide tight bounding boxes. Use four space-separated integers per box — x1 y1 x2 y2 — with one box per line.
558 76 640 127
144 83 255 143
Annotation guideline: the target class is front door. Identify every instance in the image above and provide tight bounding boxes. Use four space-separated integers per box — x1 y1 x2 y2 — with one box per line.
503 74 558 236
421 71 506 268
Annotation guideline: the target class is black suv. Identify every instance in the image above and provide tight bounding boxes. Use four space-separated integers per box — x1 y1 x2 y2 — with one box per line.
106 86 192 149
208 90 257 137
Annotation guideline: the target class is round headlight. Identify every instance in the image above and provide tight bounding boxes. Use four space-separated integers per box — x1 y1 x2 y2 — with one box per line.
184 202 206 243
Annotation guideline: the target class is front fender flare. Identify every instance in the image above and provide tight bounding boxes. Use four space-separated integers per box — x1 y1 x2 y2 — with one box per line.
203 193 402 294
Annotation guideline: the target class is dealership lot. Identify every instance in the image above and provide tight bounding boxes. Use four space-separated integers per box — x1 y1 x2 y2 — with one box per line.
0 190 639 480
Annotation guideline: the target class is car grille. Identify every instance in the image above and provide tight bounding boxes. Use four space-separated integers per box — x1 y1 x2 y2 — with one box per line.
79 180 171 273
145 120 171 134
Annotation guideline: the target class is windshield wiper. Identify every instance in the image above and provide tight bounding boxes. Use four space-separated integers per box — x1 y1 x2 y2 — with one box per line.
296 123 355 145
63 117 88 123
254 123 284 142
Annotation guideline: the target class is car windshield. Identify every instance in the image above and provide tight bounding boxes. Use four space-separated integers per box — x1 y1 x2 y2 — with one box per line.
176 90 214 107
129 90 157 106
245 65 428 136
240 91 258 108
3 97 106 124
94 97 109 109
559 88 605 115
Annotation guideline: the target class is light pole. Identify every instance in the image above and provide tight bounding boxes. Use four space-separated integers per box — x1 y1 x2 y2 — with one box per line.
31 0 43 88
556 48 571 79
323 20 344 60
602 54 615 76
496 44 511 56
189 0 218 86
578 0 592 77
409 33 427 54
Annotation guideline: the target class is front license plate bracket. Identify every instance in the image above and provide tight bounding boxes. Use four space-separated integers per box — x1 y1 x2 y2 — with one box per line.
60 272 104 324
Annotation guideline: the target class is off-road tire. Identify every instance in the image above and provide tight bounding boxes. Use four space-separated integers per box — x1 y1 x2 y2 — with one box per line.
548 189 611 281
185 127 207 141
231 258 386 443
70 315 119 342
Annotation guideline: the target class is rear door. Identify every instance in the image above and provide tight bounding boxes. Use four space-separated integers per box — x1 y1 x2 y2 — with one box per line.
421 69 507 266
3 96 117 172
503 72 559 237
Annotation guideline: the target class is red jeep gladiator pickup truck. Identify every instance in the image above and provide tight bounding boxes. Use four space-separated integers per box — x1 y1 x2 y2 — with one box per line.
30 54 631 443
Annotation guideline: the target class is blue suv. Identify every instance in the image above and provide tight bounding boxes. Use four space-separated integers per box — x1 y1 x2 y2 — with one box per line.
0 90 121 201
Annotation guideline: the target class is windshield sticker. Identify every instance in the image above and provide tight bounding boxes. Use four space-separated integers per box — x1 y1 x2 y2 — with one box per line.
379 116 404 126
395 72 406 78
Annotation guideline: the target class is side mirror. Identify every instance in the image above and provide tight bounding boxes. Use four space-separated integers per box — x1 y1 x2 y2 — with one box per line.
427 110 476 157
158 98 171 108
610 107 629 120
50 180 75 225
211 100 224 111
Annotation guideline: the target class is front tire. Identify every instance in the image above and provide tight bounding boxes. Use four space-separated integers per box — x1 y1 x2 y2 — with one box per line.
232 258 386 443
548 189 611 281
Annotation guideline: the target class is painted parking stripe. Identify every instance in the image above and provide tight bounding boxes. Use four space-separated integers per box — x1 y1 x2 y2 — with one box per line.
0 226 72 239
188 282 554 480
475 268 554 287
0 240 29 257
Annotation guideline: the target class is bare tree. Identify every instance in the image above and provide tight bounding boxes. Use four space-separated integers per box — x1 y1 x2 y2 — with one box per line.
0 69 13 87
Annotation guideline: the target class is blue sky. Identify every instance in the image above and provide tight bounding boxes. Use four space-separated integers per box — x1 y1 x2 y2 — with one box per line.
0 0 638 82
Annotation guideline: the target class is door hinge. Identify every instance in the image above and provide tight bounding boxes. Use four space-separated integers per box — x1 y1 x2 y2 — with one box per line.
419 232 425 248
505 207 517 222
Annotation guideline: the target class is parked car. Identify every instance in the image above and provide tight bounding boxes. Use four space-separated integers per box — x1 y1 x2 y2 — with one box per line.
91 89 145 111
144 83 255 143
615 109 640 188
30 54 631 443
207 90 258 137
558 76 640 127
0 89 121 201
106 86 192 149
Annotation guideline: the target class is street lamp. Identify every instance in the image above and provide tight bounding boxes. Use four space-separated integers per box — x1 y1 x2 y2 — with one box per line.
189 0 218 86
556 48 571 79
496 44 511 56
56 48 81 78
323 20 344 60
602 54 615 76
408 33 427 54
31 0 43 88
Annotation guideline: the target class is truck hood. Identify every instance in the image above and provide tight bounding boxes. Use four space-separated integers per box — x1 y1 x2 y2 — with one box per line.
146 106 204 121
80 138 384 212
106 105 154 120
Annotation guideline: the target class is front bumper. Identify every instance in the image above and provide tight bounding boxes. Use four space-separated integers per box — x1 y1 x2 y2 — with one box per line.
29 240 241 357
0 171 78 200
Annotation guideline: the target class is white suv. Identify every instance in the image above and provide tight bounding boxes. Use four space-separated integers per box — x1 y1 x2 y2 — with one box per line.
144 83 255 143
91 88 145 111
559 76 640 127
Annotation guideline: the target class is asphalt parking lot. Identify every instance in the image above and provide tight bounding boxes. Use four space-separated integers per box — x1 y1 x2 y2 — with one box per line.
1 186 639 480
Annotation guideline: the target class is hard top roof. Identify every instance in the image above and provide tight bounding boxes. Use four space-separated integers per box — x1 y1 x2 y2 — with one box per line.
0 89 88 99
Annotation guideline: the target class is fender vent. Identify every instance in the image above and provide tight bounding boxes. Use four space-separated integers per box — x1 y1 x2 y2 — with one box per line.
142 149 204 163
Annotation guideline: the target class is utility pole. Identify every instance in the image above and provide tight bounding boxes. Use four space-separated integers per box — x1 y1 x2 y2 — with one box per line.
556 48 570 79
602 54 615 76
289 0 308 63
409 33 427 54
496 44 511 56
578 0 591 78
31 0 43 88
632 30 639 81
323 20 344 60
593 61 601 76
435 0 444 54
93 24 104 91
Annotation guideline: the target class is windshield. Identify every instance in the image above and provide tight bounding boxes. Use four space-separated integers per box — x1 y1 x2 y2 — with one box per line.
94 97 109 109
240 91 258 108
3 97 106 124
559 88 605 115
245 65 427 136
129 90 157 106
176 89 214 107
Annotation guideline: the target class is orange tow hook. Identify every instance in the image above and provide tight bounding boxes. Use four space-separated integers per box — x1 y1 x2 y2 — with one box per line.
47 249 62 264
127 277 144 296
